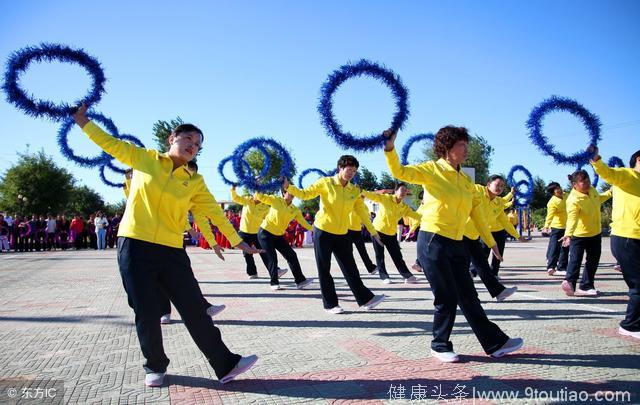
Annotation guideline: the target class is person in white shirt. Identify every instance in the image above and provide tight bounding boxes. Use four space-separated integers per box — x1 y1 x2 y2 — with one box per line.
94 211 109 250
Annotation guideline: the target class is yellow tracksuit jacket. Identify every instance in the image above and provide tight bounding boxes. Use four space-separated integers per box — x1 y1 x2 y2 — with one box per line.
361 190 421 236
591 159 640 239
565 186 612 238
286 175 377 236
255 193 312 236
82 121 241 248
384 149 496 247
231 188 270 234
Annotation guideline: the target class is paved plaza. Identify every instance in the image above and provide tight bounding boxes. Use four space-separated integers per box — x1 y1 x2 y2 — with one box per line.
0 236 638 404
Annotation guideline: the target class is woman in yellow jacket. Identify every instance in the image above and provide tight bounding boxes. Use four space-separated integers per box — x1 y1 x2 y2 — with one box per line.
72 104 261 386
542 182 569 276
591 147 640 339
383 126 523 363
255 191 313 290
284 155 385 314
483 188 514 276
464 175 525 303
231 185 274 279
559 170 612 297
361 183 421 284
347 207 378 274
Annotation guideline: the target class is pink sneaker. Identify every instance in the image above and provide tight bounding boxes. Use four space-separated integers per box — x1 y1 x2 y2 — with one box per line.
561 280 574 296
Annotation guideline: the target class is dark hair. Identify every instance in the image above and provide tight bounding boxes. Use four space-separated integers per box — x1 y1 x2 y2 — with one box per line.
394 182 407 191
546 181 561 194
418 190 424 200
187 161 198 172
487 174 506 185
433 126 469 159
629 149 640 168
568 170 589 183
337 155 359 169
171 124 204 144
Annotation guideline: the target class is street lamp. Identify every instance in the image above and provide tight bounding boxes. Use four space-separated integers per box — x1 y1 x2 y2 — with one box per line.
17 194 28 215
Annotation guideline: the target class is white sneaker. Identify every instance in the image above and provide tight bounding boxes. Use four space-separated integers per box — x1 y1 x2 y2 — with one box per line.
490 337 524 358
496 286 518 302
554 270 567 276
219 355 258 384
575 288 598 296
614 264 622 273
361 294 385 311
381 278 392 285
145 372 166 387
206 304 226 317
270 285 281 291
160 314 171 324
547 268 556 276
618 326 640 339
430 349 459 363
277 268 288 278
296 278 314 289
325 306 344 314
404 275 418 284
248 274 258 279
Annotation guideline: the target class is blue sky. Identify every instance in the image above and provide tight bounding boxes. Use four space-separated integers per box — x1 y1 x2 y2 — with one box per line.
1 1 639 203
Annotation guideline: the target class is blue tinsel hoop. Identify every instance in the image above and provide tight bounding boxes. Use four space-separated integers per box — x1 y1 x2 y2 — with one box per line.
526 95 601 167
2 43 106 121
57 112 117 167
106 134 146 174
231 137 293 193
218 156 240 187
318 59 409 152
507 165 534 207
99 163 124 188
297 168 328 189
400 133 434 165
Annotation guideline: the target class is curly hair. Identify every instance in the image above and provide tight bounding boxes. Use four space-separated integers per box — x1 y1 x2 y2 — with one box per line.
433 126 469 159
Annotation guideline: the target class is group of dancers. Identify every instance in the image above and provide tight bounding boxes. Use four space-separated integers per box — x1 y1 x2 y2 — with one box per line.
70 104 639 387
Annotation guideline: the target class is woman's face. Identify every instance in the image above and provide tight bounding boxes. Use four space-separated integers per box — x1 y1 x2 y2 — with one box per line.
487 178 505 196
338 165 358 182
573 177 591 194
169 131 202 163
447 140 468 164
553 187 563 198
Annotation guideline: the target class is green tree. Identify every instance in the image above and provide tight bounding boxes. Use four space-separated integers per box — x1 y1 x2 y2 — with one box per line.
529 176 548 210
423 135 494 184
378 172 397 189
152 117 192 155
244 146 297 188
68 185 106 216
297 198 319 215
0 150 74 215
357 167 378 191
105 199 127 217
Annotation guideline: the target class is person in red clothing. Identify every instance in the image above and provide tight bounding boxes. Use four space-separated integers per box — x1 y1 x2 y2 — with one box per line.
70 215 85 250
285 219 298 246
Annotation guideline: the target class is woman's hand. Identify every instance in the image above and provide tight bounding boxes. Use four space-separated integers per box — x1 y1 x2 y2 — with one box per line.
383 128 397 152
559 235 572 248
72 103 90 128
491 245 503 262
212 244 225 260
235 241 264 255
